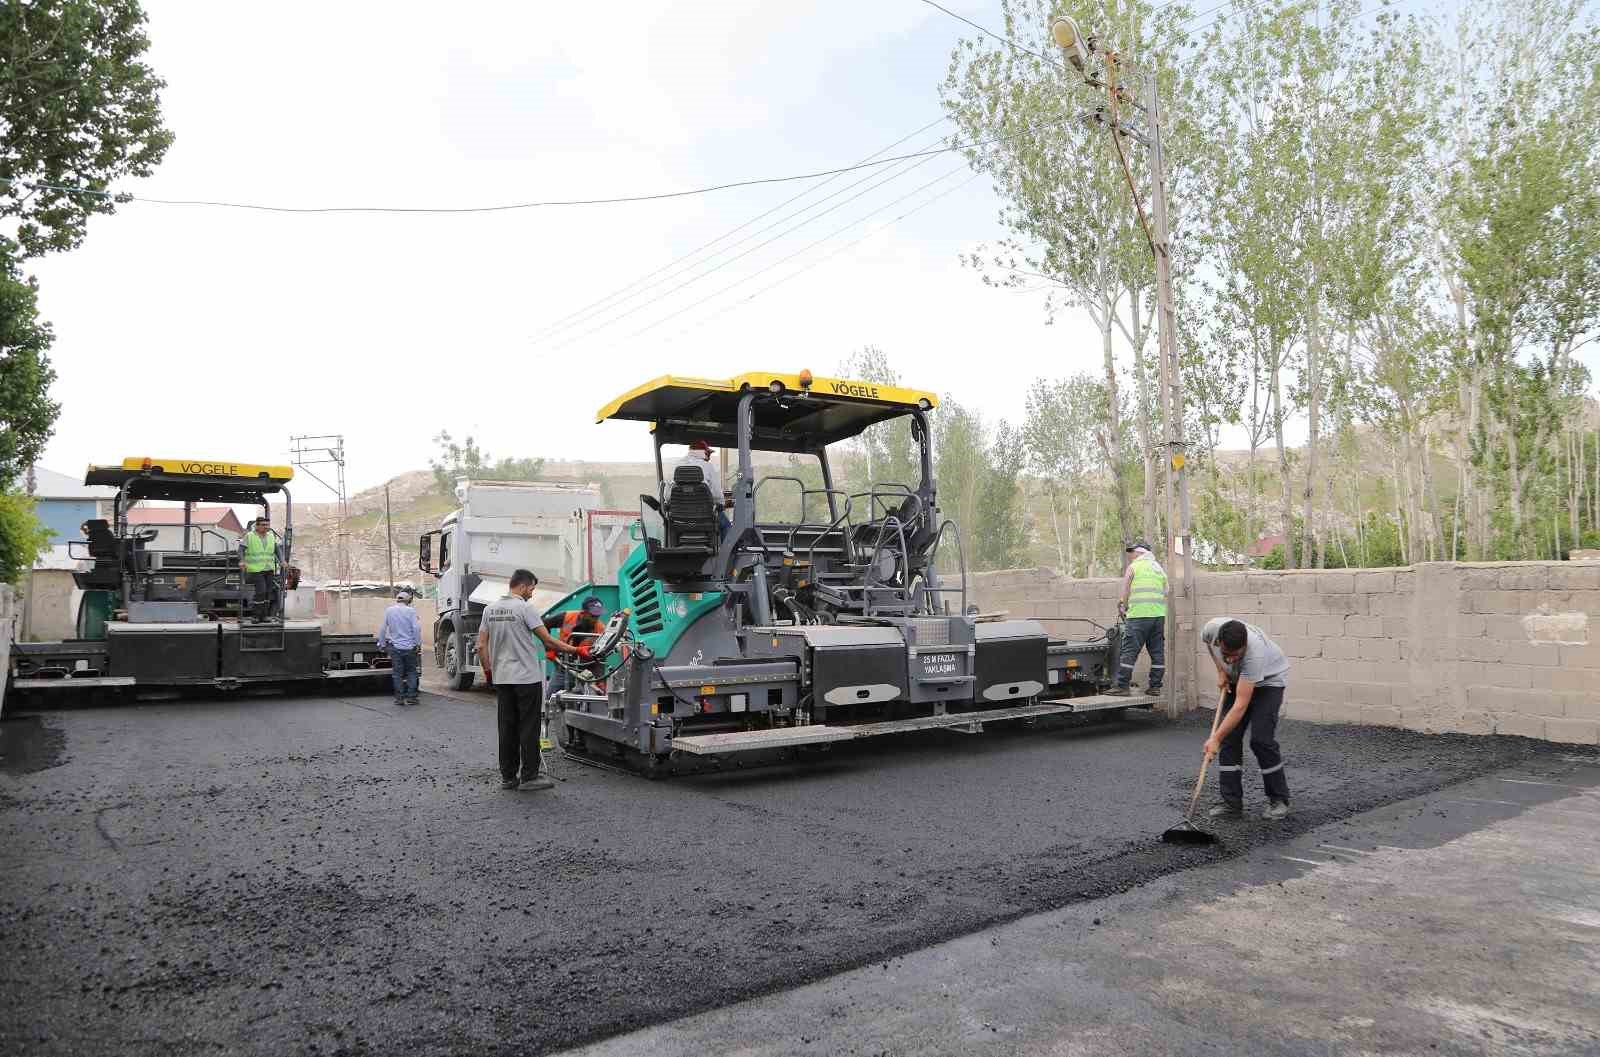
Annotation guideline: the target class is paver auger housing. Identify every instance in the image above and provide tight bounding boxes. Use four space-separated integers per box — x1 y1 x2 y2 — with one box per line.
549 372 1155 771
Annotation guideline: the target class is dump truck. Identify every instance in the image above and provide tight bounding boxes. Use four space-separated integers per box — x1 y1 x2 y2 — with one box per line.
5 458 390 704
417 478 602 689
539 370 1153 774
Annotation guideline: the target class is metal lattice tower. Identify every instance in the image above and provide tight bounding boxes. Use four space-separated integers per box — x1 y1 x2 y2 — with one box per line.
289 434 351 626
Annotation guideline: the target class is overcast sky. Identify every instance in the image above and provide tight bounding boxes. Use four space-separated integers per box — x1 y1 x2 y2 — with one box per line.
29 1 1136 498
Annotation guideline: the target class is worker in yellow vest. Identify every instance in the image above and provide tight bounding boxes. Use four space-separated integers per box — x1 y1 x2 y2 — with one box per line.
1107 540 1166 697
241 516 282 621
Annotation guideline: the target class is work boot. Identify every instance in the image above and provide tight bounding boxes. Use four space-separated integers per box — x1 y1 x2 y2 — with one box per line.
1206 801 1244 820
1262 799 1290 821
500 778 519 790
1104 686 1132 697
520 776 555 791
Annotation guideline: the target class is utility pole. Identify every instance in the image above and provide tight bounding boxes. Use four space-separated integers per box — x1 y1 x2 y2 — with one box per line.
385 483 395 591
1146 74 1197 719
1053 15 1195 718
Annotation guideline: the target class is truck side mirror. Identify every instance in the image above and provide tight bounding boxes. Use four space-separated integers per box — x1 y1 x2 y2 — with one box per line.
418 532 433 574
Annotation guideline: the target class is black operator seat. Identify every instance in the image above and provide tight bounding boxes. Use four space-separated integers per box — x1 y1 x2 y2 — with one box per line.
852 494 927 555
74 519 125 591
664 463 718 552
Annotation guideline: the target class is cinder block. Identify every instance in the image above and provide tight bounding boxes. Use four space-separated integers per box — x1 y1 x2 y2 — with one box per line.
1561 693 1600 721
1400 707 1446 734
1361 706 1403 727
1280 574 1320 595
1318 701 1366 725
1499 566 1549 591
1486 664 1534 689
1384 617 1417 640
1449 711 1495 736
1393 570 1416 593
1349 682 1392 707
1493 713 1547 739
1470 590 1525 615
1355 571 1395 593
1343 614 1383 638
1389 684 1416 710
1548 564 1600 590
1321 637 1361 660
1514 643 1564 667
1357 638 1400 662
1559 642 1600 667
1243 573 1285 596
1274 636 1322 659
1468 686 1553 715
1456 637 1507 663
1305 615 1347 637
1219 594 1261 615
1456 614 1488 637
1550 667 1600 695
1295 594 1369 616
1292 658 1336 681
1367 594 1411 618
1460 568 1504 590
1318 572 1355 594
1456 660 1491 686
1256 595 1296 614
1296 679 1350 703
1545 718 1600 745
1271 616 1309 638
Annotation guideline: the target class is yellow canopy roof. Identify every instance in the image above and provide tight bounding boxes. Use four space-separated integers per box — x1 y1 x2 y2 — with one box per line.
85 458 294 499
596 371 938 451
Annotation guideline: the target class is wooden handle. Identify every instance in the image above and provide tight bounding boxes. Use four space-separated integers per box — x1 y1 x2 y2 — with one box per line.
1184 689 1229 823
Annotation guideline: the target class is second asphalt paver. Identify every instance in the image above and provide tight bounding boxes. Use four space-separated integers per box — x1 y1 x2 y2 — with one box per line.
0 693 1567 1057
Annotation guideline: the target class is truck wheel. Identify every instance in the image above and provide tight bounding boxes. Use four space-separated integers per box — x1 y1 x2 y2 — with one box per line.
445 633 475 691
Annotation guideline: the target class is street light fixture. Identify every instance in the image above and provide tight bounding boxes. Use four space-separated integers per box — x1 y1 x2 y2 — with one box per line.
1050 16 1091 72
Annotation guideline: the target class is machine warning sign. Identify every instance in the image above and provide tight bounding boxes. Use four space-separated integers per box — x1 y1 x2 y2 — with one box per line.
918 652 961 677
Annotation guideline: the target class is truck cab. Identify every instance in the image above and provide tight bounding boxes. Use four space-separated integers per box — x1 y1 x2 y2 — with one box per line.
418 478 602 689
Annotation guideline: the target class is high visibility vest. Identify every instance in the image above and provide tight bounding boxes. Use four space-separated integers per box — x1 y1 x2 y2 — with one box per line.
242 531 277 573
1127 556 1168 618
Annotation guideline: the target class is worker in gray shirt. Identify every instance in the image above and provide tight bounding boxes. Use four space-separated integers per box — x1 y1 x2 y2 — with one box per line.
1199 618 1292 820
476 568 581 792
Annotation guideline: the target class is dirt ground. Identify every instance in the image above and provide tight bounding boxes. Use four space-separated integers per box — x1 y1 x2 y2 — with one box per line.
0 688 1555 1056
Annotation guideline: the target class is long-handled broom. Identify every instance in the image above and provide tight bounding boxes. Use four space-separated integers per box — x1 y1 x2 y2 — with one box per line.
1161 688 1229 846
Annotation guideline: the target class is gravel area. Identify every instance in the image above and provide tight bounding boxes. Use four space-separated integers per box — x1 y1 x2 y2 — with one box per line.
0 691 1553 1056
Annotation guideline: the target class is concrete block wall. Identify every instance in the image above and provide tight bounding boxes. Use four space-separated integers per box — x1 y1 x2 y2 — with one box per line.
970 561 1600 746
1 584 13 716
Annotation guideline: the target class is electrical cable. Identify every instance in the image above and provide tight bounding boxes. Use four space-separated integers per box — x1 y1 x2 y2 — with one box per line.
532 116 950 340
657 171 983 346
535 123 955 346
541 144 952 351
0 130 1009 216
615 165 973 346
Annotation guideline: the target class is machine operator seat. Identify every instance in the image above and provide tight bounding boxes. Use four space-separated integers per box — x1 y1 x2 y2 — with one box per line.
644 464 720 581
851 495 928 559
73 519 128 592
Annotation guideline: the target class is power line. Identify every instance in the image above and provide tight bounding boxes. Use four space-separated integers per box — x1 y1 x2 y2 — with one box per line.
543 145 953 352
659 172 985 346
616 166 975 346
914 0 1065 68
0 133 1003 216
531 117 950 340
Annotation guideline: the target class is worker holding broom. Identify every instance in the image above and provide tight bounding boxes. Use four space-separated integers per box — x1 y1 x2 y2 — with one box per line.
1200 618 1292 820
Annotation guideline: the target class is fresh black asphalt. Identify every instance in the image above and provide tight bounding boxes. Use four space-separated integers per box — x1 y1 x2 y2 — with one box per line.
0 690 1557 1056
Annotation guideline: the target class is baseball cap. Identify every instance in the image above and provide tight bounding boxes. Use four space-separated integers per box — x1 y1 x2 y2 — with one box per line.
396 589 413 603
689 440 712 454
1125 540 1152 553
582 596 605 615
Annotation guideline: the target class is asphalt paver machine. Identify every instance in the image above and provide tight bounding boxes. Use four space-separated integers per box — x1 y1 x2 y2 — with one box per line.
545 372 1154 773
6 458 390 703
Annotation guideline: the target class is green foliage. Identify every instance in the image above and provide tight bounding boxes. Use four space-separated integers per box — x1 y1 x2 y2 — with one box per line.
974 422 1028 570
0 0 175 259
0 259 58 488
0 490 52 584
429 431 546 494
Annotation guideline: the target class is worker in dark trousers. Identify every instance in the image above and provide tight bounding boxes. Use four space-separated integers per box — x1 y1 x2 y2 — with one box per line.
240 516 282 621
1200 617 1292 820
1106 541 1166 697
476 569 581 792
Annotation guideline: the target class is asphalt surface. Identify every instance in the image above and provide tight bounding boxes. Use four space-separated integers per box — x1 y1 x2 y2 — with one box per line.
0 688 1562 1056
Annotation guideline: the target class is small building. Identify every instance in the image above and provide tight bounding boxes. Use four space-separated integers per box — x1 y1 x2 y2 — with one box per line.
125 506 246 553
24 466 115 543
